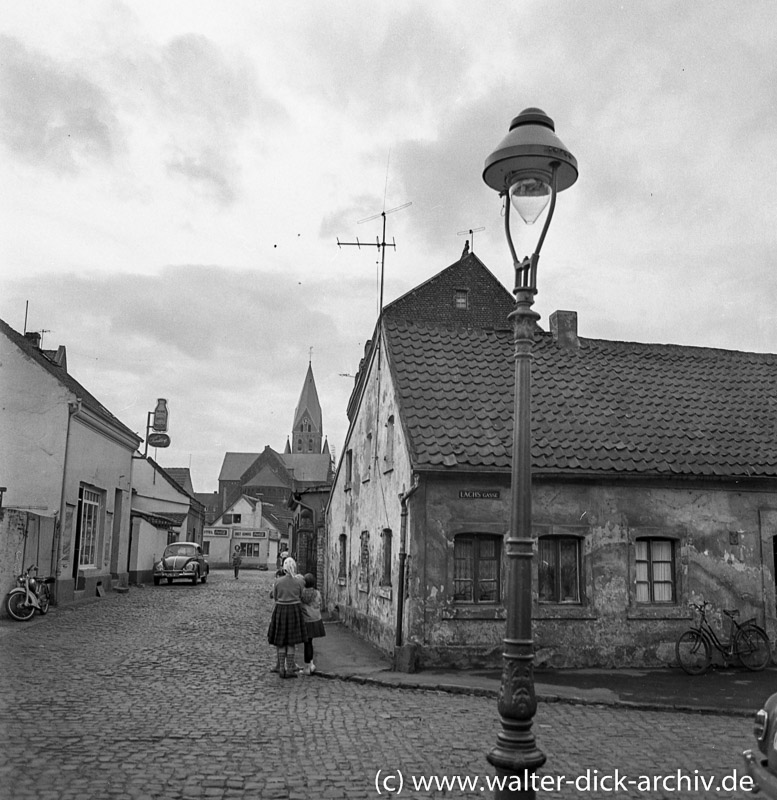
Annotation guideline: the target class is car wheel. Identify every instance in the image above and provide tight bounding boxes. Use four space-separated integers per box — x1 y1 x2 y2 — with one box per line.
153 576 160 586
191 570 198 585
200 573 207 584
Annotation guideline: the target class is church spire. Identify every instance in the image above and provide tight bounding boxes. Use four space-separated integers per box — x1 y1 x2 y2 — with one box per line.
291 362 323 454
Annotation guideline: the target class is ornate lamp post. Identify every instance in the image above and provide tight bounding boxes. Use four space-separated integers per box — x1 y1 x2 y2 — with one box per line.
482 108 578 799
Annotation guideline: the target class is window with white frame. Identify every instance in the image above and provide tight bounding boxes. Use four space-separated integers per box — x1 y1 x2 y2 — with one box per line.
77 487 101 568
635 538 675 603
454 289 469 310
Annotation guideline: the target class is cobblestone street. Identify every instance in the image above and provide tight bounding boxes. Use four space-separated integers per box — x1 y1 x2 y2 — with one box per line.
0 570 758 799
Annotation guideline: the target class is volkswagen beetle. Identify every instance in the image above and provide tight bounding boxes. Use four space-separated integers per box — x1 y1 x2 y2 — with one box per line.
743 692 777 797
153 542 209 586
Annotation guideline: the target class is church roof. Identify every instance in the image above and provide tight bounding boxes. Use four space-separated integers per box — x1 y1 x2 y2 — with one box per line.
280 453 331 483
292 363 322 432
218 452 260 481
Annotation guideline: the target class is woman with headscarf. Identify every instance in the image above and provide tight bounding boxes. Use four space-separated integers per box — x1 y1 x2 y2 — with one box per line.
267 556 308 678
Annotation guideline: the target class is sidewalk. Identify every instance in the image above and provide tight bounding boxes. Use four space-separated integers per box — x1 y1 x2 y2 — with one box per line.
313 621 777 717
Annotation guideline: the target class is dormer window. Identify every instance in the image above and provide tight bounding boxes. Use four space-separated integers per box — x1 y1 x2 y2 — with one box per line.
454 289 469 310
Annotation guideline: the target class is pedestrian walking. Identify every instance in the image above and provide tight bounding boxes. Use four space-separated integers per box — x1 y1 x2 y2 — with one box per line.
232 547 243 579
301 573 325 675
267 557 308 678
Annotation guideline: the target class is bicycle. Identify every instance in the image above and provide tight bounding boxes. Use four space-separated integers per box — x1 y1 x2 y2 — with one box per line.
676 601 772 675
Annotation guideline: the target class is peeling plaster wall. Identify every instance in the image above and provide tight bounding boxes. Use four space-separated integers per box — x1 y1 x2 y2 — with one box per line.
414 478 777 669
324 337 415 656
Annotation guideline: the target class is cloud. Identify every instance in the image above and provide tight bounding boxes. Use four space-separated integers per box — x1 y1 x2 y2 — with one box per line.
0 34 119 172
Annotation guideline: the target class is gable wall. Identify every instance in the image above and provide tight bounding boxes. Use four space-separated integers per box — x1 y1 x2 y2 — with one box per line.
325 337 415 654
1 335 72 514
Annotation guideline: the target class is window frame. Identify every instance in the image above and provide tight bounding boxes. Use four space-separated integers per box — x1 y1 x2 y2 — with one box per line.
537 535 582 604
454 288 469 310
453 533 501 605
635 537 675 604
380 528 392 587
77 486 102 568
338 533 347 582
384 415 395 472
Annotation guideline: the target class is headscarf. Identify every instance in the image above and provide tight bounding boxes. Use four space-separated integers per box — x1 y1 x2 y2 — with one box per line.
282 557 298 577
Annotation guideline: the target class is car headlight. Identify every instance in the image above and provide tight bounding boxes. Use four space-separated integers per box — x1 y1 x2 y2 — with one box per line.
154 561 164 571
755 708 769 743
184 562 196 572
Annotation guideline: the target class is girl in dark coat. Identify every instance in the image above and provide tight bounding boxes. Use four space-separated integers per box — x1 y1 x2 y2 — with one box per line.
267 557 307 678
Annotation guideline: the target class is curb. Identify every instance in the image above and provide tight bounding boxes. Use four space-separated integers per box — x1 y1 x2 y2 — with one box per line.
313 670 756 718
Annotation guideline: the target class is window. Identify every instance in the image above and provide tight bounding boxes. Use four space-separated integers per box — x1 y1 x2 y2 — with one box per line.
636 538 675 603
453 534 500 603
345 450 353 488
454 289 469 310
338 534 347 579
359 531 370 585
167 529 177 545
77 487 101 567
384 415 394 470
202 541 211 556
538 537 581 603
380 529 392 586
223 514 241 524
364 433 372 481
239 542 262 557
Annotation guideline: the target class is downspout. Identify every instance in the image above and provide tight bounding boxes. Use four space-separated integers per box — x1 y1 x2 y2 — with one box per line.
396 475 420 647
53 398 80 602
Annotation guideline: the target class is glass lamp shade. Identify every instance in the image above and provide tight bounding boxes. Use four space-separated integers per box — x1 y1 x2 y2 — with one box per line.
509 177 551 224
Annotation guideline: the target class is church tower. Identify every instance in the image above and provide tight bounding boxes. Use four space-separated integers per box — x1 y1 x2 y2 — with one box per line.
291 362 323 454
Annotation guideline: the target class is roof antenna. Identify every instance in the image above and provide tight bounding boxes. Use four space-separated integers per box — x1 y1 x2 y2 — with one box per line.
457 226 485 254
336 150 411 318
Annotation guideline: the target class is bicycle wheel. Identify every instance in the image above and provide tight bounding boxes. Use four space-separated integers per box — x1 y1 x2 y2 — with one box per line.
735 626 771 671
676 630 711 675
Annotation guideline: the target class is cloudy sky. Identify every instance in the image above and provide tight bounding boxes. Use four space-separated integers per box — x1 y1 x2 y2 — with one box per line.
2 1 775 493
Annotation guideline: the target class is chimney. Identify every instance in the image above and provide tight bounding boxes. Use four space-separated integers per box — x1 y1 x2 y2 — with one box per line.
24 331 41 349
549 310 579 350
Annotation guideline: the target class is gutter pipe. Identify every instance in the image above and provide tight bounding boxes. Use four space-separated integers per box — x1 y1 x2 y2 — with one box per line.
396 475 420 647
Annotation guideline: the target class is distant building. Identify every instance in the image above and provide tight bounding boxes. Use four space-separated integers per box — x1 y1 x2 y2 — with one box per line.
204 494 282 570
129 457 205 583
215 363 333 576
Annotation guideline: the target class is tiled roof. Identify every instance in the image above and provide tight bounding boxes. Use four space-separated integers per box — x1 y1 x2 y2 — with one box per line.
280 453 331 483
384 320 777 479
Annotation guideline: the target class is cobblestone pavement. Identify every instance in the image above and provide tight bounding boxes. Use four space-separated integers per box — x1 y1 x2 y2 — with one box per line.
0 570 758 799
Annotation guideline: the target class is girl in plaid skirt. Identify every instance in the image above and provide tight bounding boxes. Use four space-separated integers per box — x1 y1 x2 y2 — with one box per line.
267 557 307 678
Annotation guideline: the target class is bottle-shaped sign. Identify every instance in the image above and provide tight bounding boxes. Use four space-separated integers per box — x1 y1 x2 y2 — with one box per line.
152 398 169 432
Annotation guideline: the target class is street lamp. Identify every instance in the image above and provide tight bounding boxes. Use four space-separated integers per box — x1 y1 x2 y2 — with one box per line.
482 108 578 799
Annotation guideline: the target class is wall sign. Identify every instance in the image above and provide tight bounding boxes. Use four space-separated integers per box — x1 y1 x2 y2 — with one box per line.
459 490 500 499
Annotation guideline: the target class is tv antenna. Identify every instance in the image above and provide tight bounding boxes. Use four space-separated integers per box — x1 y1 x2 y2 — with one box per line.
457 226 485 254
337 201 411 316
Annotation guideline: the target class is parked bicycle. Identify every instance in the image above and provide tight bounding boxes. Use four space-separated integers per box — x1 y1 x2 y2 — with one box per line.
5 565 55 621
676 601 771 675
